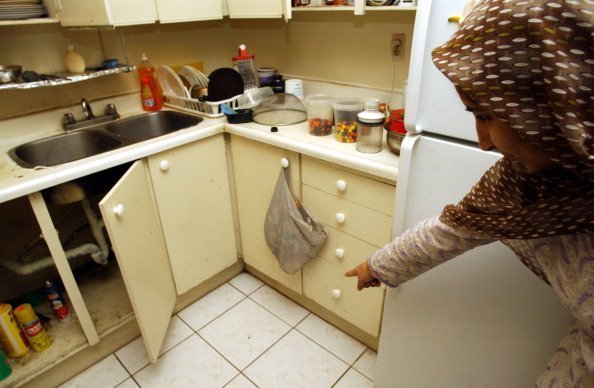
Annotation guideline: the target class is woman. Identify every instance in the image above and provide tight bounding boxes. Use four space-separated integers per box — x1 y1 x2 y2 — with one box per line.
346 0 594 385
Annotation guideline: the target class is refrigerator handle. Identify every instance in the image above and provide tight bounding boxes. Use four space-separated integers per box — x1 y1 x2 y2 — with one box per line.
392 133 421 238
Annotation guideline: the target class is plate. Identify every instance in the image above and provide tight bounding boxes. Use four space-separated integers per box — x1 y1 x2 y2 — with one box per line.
156 65 188 98
178 65 208 89
207 68 244 102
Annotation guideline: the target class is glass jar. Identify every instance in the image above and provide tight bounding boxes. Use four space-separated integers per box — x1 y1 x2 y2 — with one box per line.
333 98 364 143
305 94 335 136
356 111 385 153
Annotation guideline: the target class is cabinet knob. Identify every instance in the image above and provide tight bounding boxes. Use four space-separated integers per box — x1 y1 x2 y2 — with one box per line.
334 248 345 259
336 179 347 192
159 160 170 171
332 289 342 299
113 204 124 217
281 158 290 168
335 212 346 224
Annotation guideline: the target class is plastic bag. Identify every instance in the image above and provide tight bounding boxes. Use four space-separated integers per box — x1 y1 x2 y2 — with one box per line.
264 166 328 274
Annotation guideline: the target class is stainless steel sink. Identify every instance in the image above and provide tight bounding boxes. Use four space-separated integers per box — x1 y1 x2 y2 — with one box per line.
105 111 202 141
9 130 123 168
9 111 203 168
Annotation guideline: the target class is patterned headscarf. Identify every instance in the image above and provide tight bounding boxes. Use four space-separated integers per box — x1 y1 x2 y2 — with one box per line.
432 0 594 241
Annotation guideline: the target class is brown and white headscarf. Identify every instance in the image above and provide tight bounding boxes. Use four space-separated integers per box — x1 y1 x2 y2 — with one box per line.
432 0 594 241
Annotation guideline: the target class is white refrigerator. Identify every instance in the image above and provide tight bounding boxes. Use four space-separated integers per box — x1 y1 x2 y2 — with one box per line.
375 1 571 387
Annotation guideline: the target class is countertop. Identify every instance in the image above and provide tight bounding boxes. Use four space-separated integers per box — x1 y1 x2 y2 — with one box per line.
0 94 399 204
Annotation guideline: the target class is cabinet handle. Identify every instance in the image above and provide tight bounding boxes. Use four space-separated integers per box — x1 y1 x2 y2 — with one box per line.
334 248 345 259
332 289 342 299
159 160 170 171
336 179 347 192
281 158 289 168
335 212 346 224
112 204 124 217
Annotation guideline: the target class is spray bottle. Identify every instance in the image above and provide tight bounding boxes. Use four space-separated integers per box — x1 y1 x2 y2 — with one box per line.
138 53 163 111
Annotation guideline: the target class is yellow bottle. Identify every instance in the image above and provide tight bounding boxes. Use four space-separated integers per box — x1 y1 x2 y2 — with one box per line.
14 304 50 353
64 43 86 74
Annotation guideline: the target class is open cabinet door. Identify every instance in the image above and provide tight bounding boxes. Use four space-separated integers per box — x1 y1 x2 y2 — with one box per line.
99 160 176 362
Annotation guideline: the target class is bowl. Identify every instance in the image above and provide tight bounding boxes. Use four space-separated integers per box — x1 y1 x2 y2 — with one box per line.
386 130 405 155
0 65 22 84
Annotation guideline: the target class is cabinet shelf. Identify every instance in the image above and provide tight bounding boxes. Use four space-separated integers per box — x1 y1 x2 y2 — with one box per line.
0 17 59 26
291 5 416 12
0 65 136 91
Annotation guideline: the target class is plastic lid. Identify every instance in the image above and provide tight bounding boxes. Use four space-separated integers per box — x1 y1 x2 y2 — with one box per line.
333 98 365 111
232 44 255 60
357 111 385 124
305 94 335 105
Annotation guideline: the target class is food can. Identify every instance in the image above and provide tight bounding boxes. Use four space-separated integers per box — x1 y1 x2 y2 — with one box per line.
14 304 50 353
43 281 71 324
0 303 29 358
0 350 11 381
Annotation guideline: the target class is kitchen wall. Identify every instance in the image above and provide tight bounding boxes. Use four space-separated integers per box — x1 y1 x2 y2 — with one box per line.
0 10 414 120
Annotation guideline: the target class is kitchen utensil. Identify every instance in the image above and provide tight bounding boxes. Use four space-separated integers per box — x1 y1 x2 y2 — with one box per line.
190 85 208 100
252 93 308 126
385 128 405 155
236 86 273 109
156 65 189 98
0 65 22 84
207 67 244 102
232 45 259 91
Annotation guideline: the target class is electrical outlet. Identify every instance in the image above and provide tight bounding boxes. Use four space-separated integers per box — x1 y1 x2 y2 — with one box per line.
391 33 405 58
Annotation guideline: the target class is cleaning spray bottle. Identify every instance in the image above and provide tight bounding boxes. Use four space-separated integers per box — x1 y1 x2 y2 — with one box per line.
64 43 86 74
138 53 163 111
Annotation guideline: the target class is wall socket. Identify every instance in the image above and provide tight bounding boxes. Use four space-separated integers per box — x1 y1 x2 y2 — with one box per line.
391 33 405 59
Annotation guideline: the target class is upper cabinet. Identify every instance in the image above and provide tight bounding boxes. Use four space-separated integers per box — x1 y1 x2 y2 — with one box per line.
55 0 158 27
226 0 291 19
154 0 223 23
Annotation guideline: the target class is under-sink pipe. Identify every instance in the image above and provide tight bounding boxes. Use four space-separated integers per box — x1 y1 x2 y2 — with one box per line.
81 199 109 265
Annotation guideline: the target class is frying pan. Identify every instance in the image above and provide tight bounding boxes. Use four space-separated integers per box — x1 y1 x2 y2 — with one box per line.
207 68 244 102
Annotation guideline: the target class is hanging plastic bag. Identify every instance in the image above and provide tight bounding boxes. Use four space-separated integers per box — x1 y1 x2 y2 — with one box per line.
264 165 328 274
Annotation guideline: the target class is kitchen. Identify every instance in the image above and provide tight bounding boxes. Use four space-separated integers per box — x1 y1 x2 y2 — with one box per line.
0 0 575 387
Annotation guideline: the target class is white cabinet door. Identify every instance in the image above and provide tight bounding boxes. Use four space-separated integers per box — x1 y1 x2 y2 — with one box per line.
155 0 223 23
57 0 157 27
226 0 284 19
148 136 238 295
99 160 176 363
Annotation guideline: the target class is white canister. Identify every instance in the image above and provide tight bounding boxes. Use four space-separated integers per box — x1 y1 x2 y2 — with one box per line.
285 79 304 100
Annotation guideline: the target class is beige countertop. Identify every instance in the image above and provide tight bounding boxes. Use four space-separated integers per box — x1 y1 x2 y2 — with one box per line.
0 94 399 204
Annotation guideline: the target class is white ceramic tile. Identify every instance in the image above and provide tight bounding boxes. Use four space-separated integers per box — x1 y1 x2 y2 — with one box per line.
116 378 139 388
353 348 377 381
60 354 129 388
177 283 245 331
115 316 193 374
198 298 291 369
224 373 257 388
250 284 309 326
228 272 264 295
296 314 366 365
334 368 374 388
244 330 348 387
133 334 238 387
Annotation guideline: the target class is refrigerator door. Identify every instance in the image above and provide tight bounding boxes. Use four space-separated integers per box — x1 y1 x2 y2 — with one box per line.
405 0 478 142
375 134 571 388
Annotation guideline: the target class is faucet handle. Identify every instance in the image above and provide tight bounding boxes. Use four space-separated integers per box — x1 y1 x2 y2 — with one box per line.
63 113 76 126
105 104 118 115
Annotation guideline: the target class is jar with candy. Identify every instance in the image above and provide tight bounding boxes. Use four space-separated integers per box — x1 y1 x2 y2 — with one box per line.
305 94 335 136
332 98 364 143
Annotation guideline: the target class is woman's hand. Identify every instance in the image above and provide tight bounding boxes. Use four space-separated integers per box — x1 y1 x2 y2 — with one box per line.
345 260 381 291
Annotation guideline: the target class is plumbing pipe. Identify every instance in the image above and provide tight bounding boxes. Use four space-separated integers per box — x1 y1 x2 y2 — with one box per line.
81 199 109 265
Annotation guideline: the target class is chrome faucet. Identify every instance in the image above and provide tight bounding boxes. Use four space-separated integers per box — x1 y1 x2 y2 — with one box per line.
80 98 95 119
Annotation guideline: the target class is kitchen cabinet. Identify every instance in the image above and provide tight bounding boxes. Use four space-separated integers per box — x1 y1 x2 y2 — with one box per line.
301 156 395 336
56 0 158 27
154 0 223 23
226 0 292 20
147 135 237 295
230 136 302 293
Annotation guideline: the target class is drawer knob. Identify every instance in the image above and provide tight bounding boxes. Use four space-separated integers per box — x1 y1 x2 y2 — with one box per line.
335 212 346 224
334 248 345 259
159 160 170 171
281 158 290 168
112 204 124 217
336 180 347 192
332 289 342 299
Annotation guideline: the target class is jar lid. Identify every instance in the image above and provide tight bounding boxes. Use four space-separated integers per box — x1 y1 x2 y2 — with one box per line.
357 111 385 124
332 98 365 111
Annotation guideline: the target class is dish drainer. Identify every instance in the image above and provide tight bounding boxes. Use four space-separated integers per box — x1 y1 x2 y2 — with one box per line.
163 93 241 118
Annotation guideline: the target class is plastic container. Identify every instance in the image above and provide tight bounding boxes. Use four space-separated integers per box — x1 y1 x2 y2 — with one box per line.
305 94 335 136
333 98 364 143
14 304 50 353
356 111 385 153
257 67 276 86
0 304 29 358
64 44 85 74
138 53 163 112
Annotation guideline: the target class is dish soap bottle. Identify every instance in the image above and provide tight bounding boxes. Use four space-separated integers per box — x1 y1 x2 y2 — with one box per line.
64 43 86 74
138 53 163 111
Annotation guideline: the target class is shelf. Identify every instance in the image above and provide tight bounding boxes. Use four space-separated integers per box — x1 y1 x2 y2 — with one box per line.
291 5 416 11
0 65 136 91
0 17 59 26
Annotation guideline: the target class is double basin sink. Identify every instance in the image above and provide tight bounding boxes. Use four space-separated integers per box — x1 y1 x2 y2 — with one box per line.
9 111 203 169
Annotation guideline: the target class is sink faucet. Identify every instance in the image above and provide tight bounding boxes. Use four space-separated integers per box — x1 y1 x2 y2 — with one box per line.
81 98 95 119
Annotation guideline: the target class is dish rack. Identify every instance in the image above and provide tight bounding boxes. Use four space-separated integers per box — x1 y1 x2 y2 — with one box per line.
163 93 241 118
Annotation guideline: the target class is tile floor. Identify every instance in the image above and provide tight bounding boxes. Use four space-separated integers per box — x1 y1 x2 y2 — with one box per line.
60 272 377 388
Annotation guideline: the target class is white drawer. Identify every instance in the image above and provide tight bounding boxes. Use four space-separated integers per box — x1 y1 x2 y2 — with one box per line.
302 157 395 216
